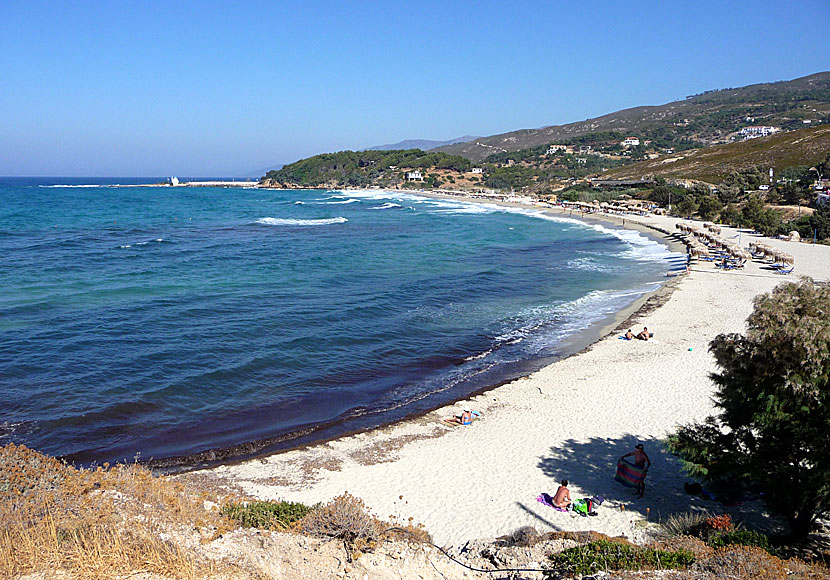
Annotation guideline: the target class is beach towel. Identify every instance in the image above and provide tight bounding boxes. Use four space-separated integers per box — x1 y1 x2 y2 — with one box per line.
615 459 647 488
536 493 568 512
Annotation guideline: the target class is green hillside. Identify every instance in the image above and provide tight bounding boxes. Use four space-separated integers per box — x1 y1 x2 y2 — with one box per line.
599 124 830 183
436 72 830 161
261 149 471 188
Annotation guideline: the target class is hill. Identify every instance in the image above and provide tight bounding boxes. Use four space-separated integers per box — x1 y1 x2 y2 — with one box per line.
598 124 830 183
436 72 830 161
365 135 479 151
260 149 471 188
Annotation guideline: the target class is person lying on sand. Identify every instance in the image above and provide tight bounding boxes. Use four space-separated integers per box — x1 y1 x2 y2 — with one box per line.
552 479 572 508
636 327 650 341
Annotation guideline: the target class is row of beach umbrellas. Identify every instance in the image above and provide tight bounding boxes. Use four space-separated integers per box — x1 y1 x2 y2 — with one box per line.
748 241 795 265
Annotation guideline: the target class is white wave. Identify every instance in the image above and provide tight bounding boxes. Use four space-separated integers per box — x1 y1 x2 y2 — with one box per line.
254 217 348 226
133 238 164 246
119 244 132 248
327 199 360 204
367 202 401 210
294 201 304 205
39 184 106 188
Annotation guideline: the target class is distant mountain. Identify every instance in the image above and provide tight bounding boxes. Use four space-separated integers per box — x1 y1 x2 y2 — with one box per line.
238 164 284 178
436 72 830 161
365 135 480 151
599 124 830 184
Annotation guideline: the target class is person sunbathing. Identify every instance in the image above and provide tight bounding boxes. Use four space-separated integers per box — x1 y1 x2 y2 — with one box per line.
552 479 572 508
636 327 650 341
625 329 635 340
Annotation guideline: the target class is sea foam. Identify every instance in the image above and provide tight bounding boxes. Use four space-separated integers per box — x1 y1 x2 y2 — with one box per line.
254 217 348 226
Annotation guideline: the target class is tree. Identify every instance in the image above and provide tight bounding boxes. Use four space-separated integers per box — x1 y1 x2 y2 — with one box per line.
667 278 830 538
674 197 699 218
808 203 830 240
719 204 741 226
697 195 723 221
740 195 766 229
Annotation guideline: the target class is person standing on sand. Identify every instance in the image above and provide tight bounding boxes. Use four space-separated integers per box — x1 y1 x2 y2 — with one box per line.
552 479 572 508
620 444 651 497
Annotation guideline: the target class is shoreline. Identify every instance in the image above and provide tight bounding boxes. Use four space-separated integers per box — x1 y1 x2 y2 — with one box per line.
147 191 686 473
180 192 830 545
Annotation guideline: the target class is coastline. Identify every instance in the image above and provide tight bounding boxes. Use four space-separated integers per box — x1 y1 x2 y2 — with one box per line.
179 190 830 545
148 191 685 472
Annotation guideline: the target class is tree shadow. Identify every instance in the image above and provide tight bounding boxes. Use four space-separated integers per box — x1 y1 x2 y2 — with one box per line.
536 434 781 530
516 501 563 532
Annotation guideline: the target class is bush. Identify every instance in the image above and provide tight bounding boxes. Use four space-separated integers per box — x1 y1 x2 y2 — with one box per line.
661 511 710 538
298 493 383 548
692 546 787 580
709 529 775 554
545 540 695 577
221 499 312 530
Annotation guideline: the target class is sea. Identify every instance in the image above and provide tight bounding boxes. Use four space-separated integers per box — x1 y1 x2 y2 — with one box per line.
0 177 686 468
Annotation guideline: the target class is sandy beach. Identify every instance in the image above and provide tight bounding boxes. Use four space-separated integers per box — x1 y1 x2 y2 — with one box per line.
181 200 830 546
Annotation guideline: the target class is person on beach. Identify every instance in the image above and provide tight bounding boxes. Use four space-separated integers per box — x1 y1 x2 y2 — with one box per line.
552 480 572 508
620 444 651 497
460 409 473 425
625 329 635 340
636 327 650 341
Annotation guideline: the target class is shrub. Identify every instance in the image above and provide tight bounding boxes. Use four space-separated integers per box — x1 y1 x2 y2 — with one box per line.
705 513 734 532
221 499 312 530
692 546 787 580
661 511 710 538
545 540 695 577
709 529 775 554
297 492 383 552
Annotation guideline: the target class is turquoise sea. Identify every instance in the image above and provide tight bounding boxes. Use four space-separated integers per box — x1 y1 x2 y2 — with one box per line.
0 178 685 467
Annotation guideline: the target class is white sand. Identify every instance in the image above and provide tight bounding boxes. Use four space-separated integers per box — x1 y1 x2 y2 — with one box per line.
189 208 830 546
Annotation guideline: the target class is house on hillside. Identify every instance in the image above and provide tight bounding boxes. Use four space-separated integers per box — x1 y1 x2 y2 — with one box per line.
405 171 423 182
470 167 483 174
546 144 570 155
740 126 779 139
621 137 640 147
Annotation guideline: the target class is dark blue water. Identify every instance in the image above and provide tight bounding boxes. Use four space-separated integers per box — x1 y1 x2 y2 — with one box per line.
0 178 683 466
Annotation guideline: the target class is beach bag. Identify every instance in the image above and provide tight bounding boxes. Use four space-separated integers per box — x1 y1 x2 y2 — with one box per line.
572 498 592 517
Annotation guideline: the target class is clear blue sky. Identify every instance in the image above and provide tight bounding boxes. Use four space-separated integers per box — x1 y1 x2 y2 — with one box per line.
1 0 828 177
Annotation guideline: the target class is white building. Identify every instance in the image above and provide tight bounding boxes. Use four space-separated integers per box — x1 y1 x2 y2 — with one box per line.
471 167 483 174
405 171 423 181
739 126 779 139
621 137 640 147
546 144 570 154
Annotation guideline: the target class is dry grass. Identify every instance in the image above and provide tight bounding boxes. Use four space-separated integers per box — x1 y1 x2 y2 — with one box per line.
0 443 251 579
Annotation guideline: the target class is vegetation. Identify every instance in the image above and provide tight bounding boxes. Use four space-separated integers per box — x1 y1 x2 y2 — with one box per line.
262 149 471 188
602 124 830 184
437 72 830 162
0 443 240 579
667 278 830 538
545 540 695 577
221 499 312 530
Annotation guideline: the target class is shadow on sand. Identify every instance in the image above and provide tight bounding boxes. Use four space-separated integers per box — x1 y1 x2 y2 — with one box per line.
534 434 779 531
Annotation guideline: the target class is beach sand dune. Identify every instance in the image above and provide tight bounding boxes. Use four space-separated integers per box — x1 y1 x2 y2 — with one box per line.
185 210 830 545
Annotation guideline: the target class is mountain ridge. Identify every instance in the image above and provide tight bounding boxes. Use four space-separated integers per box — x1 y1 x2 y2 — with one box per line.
435 71 830 161
365 135 480 151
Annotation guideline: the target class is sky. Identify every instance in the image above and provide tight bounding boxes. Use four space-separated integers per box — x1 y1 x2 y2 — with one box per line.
1 0 828 177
